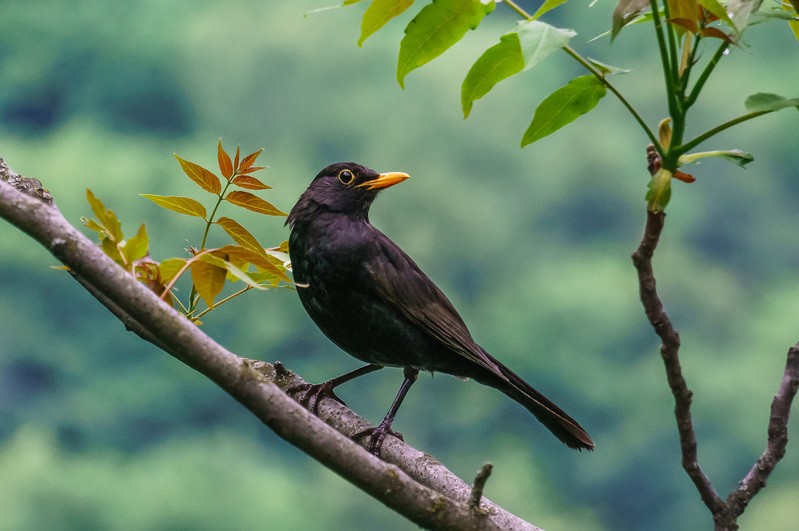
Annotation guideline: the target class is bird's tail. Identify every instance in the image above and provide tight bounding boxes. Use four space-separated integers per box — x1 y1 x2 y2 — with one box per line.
476 353 595 451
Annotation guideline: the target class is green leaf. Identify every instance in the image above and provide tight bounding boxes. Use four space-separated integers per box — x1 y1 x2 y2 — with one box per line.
124 223 149 262
359 0 415 45
517 20 575 70
611 0 651 40
521 75 607 147
175 154 222 195
225 191 286 216
679 149 754 167
191 259 227 308
141 194 207 219
215 217 267 255
461 33 523 118
461 20 575 117
646 168 673 213
397 0 495 88
532 0 570 19
744 93 799 113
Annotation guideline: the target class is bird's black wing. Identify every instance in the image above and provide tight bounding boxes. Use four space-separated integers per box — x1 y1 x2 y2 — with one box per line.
363 230 509 378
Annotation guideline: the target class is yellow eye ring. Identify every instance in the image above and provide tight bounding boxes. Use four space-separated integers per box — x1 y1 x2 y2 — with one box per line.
338 169 355 185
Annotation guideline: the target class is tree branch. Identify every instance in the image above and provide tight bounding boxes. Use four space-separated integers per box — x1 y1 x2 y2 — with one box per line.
631 147 799 530
0 158 539 531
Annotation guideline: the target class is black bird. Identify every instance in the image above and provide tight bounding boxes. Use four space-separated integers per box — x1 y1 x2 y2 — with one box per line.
287 162 594 453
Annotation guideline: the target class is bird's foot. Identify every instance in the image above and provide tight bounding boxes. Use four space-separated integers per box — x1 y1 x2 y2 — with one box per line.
287 380 346 414
354 420 404 455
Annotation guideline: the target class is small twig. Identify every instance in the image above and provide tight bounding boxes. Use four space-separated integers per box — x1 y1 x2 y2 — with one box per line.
469 463 494 513
722 344 799 526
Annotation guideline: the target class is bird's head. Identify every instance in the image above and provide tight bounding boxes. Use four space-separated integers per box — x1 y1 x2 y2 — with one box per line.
288 162 410 224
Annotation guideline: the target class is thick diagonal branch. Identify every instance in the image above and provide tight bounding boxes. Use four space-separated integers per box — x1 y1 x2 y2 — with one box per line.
0 161 537 531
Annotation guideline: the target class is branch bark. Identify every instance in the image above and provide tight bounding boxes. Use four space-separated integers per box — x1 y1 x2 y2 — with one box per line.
631 148 799 531
0 158 538 531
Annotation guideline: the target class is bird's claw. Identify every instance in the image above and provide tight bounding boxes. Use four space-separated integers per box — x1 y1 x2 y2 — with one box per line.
287 380 347 414
354 422 404 455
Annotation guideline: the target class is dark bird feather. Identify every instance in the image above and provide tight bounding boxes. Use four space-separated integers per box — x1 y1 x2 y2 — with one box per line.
287 162 594 453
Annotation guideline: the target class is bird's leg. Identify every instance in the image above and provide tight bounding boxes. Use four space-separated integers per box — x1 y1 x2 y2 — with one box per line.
355 367 419 455
289 363 383 414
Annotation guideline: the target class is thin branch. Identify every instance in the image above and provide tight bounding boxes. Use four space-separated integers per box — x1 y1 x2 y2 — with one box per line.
631 149 724 514
0 161 539 531
632 148 799 530
723 344 799 524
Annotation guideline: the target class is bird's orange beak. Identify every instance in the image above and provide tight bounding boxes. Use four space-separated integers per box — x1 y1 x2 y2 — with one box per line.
357 171 410 190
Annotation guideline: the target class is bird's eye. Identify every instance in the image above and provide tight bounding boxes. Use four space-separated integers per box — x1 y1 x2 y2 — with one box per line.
338 169 355 186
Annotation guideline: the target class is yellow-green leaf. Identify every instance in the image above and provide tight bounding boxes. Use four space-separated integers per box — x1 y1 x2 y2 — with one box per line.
646 168 672 213
86 189 123 241
175 154 222 195
215 217 267 255
359 0 415 46
191 259 227 308
225 191 286 216
141 194 207 219
124 223 149 262
159 257 188 283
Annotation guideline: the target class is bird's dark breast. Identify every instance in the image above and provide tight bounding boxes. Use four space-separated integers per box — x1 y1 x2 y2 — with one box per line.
290 217 446 369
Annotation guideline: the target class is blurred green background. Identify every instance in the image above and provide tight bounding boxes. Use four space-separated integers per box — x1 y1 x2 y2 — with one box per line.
1 1 798 529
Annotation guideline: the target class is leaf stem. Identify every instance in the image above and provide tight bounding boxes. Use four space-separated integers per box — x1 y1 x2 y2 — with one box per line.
188 177 234 314
562 46 660 150
193 285 253 321
685 41 729 109
677 110 770 153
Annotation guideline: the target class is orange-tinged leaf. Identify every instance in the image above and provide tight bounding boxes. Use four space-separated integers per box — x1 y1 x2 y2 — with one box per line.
174 154 222 195
141 194 207 219
239 149 264 172
669 17 698 33
191 259 226 308
673 170 696 183
218 139 233 180
225 191 286 216
233 145 240 172
231 175 271 190
667 0 700 34
215 217 267 255
700 27 733 41
239 166 267 175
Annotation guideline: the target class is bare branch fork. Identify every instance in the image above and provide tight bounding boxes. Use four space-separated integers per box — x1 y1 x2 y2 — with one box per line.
631 147 799 531
0 158 539 531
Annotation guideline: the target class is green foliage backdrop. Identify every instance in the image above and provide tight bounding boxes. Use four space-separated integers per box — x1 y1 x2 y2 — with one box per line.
1 0 798 529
